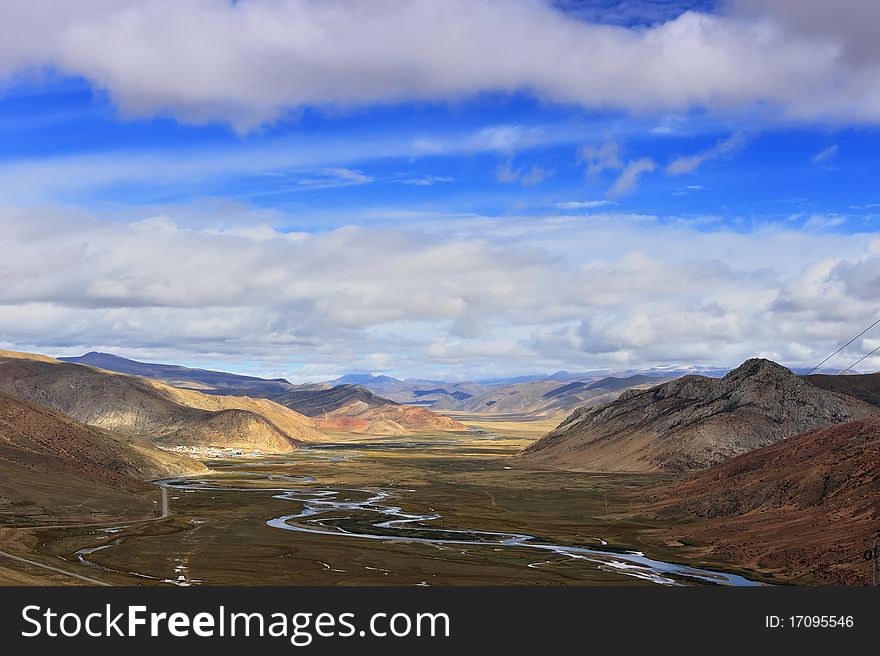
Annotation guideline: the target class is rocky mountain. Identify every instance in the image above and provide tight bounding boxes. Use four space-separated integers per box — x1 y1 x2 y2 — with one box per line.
0 393 206 524
0 350 325 453
431 374 674 417
274 384 468 435
479 365 728 385
645 417 880 585
806 371 880 408
333 373 403 386
274 384 393 415
59 351 293 397
333 374 487 406
519 358 876 472
432 380 566 414
537 374 676 415
325 367 711 413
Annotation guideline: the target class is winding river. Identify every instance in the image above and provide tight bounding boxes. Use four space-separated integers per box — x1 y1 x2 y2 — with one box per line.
153 474 758 587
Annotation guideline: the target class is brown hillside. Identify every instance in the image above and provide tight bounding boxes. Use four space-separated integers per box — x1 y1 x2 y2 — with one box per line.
806 371 880 408
317 402 469 435
519 359 876 472
644 418 880 585
0 351 325 453
275 384 468 435
0 393 205 525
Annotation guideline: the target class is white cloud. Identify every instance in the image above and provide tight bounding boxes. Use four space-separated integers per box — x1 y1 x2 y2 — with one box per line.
652 115 687 135
804 213 847 229
297 167 372 189
496 160 554 186
520 166 553 186
579 142 655 197
671 184 708 196
555 200 616 210
580 142 624 177
467 125 550 153
398 175 454 186
607 158 657 198
4 205 880 378
811 144 839 163
666 132 748 175
2 2 880 129
731 1 880 67
0 121 585 204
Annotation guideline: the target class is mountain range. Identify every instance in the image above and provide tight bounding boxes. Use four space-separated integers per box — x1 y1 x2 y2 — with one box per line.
430 374 675 416
53 352 467 436
273 383 467 434
0 350 326 452
0 349 469 526
56 352 726 420
1 346 878 584
60 352 293 397
519 359 876 472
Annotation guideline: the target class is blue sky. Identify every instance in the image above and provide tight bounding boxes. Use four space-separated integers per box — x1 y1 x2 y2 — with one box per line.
3 76 878 222
2 0 880 381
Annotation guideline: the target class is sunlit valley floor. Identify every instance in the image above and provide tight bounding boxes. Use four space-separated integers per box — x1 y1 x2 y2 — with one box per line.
1 351 878 587
0 420 763 587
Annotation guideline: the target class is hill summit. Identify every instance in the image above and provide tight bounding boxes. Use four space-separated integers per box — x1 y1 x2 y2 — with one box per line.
519 358 876 472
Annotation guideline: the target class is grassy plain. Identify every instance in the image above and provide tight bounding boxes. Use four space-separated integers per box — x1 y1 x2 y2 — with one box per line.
0 417 765 586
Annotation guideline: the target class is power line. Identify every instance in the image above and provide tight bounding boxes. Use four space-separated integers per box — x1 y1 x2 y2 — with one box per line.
838 344 880 376
805 315 880 375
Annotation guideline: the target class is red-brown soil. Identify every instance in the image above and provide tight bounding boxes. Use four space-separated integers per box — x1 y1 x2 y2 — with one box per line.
0 393 205 525
643 418 880 585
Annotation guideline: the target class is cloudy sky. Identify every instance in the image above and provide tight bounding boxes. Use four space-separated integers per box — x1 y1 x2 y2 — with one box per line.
2 0 880 381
